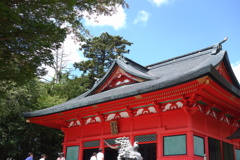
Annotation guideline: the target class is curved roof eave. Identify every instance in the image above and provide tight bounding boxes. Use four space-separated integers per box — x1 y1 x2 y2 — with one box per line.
208 64 240 96
22 39 240 118
22 64 236 118
116 58 157 80
222 52 240 88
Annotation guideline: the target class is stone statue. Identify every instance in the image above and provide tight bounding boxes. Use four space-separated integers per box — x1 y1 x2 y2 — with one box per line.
105 137 143 160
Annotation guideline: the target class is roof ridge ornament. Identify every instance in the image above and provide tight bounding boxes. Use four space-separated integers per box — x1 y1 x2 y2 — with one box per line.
117 53 123 59
117 54 128 64
213 37 228 47
211 37 228 55
219 37 228 45
146 37 229 68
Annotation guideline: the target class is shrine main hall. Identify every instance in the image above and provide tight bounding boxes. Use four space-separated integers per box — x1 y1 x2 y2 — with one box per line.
23 39 240 160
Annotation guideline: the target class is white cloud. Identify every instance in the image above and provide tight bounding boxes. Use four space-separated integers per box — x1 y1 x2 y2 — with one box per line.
42 34 82 81
148 0 173 7
133 10 150 25
63 34 82 64
232 61 240 83
84 5 126 30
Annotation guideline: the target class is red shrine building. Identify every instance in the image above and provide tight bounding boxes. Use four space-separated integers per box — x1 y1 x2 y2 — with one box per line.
23 39 240 160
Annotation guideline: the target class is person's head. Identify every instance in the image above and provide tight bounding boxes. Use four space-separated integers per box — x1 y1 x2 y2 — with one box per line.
41 154 46 159
98 148 102 152
93 152 97 156
59 152 64 157
28 152 33 157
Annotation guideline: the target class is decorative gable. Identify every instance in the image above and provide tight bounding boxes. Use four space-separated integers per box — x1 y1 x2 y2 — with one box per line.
215 62 233 84
93 66 145 94
104 73 135 90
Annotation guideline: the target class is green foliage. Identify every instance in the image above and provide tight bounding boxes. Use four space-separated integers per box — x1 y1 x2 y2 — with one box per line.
36 82 68 109
0 1 131 158
39 72 90 101
51 75 91 100
0 0 67 85
0 0 128 92
0 80 64 160
74 32 133 87
0 31 133 158
0 75 93 159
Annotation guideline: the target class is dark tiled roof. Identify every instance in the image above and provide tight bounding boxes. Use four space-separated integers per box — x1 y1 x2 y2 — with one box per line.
77 56 157 98
227 128 240 139
116 57 156 80
22 41 240 118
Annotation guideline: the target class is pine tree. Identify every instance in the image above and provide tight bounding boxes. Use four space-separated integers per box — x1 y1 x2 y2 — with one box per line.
74 32 133 87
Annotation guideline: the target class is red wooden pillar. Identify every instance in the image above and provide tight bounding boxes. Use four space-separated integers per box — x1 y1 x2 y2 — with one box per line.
61 127 67 155
204 136 209 160
187 131 194 158
129 116 134 145
220 140 223 160
100 138 105 154
157 132 163 159
203 114 209 160
157 113 163 159
78 139 83 160
185 106 194 158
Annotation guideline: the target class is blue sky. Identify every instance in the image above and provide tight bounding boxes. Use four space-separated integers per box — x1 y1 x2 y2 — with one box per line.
47 0 240 82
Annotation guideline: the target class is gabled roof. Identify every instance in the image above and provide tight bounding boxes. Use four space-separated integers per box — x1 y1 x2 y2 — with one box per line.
78 56 156 98
22 38 240 118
